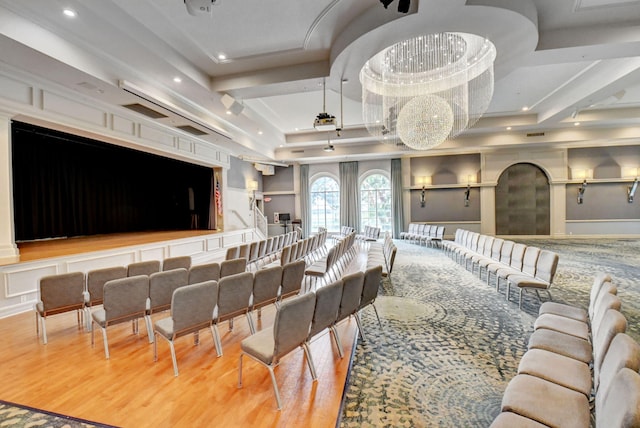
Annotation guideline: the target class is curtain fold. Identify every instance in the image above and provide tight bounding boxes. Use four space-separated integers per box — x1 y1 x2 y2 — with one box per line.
339 161 360 232
299 164 311 238
391 158 404 239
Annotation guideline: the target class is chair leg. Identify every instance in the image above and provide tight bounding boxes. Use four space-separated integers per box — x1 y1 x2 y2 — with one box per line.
330 325 344 358
169 341 179 377
371 303 383 329
519 288 524 310
100 326 110 359
302 342 317 381
145 315 154 343
213 324 223 357
267 365 282 410
40 315 47 345
246 312 256 335
354 313 366 342
153 332 158 361
238 353 244 388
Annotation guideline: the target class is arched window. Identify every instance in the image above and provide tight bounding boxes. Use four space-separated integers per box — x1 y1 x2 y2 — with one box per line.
360 173 391 233
310 176 340 231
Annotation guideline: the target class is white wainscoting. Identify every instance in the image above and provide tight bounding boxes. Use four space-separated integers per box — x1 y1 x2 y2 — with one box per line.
0 229 256 319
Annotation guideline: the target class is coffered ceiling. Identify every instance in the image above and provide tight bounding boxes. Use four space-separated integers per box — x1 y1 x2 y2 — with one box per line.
1 0 640 164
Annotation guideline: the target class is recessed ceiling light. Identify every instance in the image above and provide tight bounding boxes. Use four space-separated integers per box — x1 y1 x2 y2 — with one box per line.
574 122 581 126
218 54 227 60
63 8 77 18
506 126 512 131
294 128 299 131
521 106 529 111
258 130 263 135
226 110 232 115
173 77 182 83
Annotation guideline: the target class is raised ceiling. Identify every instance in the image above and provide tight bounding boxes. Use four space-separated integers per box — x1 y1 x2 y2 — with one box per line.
1 0 640 164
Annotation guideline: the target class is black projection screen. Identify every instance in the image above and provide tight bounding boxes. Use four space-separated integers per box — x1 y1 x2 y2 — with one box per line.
11 121 213 242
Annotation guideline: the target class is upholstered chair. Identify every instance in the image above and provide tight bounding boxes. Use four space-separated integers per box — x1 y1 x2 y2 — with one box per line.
238 292 317 410
188 262 220 285
35 271 86 344
162 256 192 272
154 281 218 376
127 260 160 277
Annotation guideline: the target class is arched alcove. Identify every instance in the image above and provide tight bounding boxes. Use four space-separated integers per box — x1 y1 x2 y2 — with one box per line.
495 163 550 235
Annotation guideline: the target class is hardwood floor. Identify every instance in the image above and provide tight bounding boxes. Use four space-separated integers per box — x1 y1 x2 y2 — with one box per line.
0 238 366 428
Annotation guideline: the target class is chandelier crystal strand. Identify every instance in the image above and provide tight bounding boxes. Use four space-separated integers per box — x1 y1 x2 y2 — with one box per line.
360 32 496 150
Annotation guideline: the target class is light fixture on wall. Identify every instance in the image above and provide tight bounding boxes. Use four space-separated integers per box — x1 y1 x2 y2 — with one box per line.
628 177 638 203
247 179 258 209
360 32 496 150
415 176 431 207
577 179 588 204
464 185 471 207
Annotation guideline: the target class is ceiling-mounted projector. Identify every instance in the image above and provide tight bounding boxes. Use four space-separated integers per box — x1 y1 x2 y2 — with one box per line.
184 0 219 16
314 112 337 131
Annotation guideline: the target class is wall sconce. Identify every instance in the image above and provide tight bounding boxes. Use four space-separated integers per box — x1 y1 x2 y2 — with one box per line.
577 179 587 204
247 179 258 208
464 184 471 207
415 176 431 207
628 177 639 203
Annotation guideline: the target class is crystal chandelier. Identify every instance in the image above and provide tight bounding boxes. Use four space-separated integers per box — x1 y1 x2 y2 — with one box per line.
360 32 496 150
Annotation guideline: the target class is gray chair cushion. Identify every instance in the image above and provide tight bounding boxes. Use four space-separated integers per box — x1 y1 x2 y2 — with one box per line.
490 412 550 428
528 328 592 363
517 348 591 396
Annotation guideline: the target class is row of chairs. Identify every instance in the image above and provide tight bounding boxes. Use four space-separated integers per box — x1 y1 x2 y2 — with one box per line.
84 260 309 362
151 260 309 376
224 230 299 270
399 223 445 248
304 232 358 290
239 264 384 410
331 226 355 242
443 229 560 309
356 225 381 243
33 256 247 345
366 233 397 281
265 229 329 268
491 273 640 427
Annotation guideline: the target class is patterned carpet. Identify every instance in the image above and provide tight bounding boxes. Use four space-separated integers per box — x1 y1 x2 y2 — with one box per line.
0 399 117 428
339 238 640 427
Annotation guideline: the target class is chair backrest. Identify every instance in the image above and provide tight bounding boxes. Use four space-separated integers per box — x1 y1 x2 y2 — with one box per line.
128 260 160 277
39 272 85 314
86 266 127 306
273 291 316 361
252 265 283 308
509 243 527 270
482 236 494 256
596 333 640 402
257 240 267 258
360 265 382 310
308 279 343 339
188 262 220 284
590 281 618 319
590 272 614 308
248 241 260 263
593 309 628 384
436 226 445 239
534 250 559 284
499 240 514 264
149 268 189 313
216 272 254 321
279 245 292 266
476 235 487 254
225 246 240 261
520 246 540 276
238 243 250 260
469 233 480 252
162 256 192 272
220 258 247 278
592 292 622 338
336 271 365 322
280 260 306 298
596 368 640 428
490 238 504 260
171 281 218 336
387 245 398 274
103 275 149 325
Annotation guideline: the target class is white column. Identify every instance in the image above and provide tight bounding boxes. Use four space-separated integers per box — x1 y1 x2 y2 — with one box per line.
480 185 496 236
0 111 19 264
550 183 566 237
401 157 411 229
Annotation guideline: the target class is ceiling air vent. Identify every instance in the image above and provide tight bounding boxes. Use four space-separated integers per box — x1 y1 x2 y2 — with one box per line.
176 125 207 136
526 132 545 137
122 103 168 119
291 149 305 154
